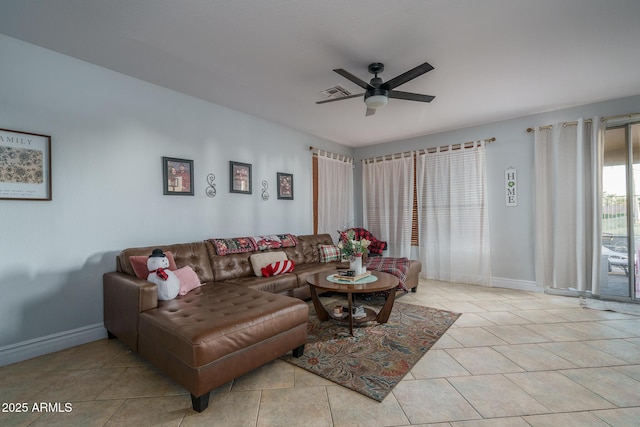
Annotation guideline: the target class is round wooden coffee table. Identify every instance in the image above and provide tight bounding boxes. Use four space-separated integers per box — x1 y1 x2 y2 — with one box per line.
307 270 399 336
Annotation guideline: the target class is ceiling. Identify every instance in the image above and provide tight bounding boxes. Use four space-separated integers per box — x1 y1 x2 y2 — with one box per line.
1 0 639 147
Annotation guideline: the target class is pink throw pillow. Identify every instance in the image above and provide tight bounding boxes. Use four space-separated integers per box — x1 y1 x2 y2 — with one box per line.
129 252 177 279
261 260 295 277
173 266 202 295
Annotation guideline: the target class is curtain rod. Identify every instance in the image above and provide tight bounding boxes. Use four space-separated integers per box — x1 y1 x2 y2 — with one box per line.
363 137 495 163
526 119 593 133
527 113 640 132
309 146 352 162
601 112 640 122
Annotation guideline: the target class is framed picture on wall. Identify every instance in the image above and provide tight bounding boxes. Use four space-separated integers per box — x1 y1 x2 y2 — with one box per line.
163 157 194 196
230 161 252 194
277 172 293 200
0 128 52 201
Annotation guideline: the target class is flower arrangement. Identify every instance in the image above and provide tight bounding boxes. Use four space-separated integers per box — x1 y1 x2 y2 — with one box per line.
337 229 371 258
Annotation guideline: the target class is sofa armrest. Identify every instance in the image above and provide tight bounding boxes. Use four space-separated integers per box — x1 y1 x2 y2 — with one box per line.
103 271 158 352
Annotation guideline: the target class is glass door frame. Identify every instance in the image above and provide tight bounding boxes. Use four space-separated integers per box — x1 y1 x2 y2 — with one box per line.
601 122 638 302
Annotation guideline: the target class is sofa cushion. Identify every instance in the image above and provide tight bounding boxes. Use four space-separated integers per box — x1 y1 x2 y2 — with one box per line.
249 251 288 276
129 252 178 279
224 273 299 294
285 234 335 264
174 266 202 295
138 283 308 368
209 251 255 281
318 244 340 263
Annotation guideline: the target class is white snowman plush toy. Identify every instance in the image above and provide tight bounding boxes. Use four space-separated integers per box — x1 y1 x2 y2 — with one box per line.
146 249 180 300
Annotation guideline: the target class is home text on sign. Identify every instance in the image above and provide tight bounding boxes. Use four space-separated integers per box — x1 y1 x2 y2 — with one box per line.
505 168 517 207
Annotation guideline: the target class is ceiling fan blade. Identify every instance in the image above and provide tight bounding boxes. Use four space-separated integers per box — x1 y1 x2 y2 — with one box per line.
333 69 371 89
365 107 376 117
384 62 434 90
316 93 364 104
388 90 435 103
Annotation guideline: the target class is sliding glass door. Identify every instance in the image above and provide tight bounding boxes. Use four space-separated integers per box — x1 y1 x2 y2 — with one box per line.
601 123 640 301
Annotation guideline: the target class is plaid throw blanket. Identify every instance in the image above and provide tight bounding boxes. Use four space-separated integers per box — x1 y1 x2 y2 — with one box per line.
365 257 410 292
350 228 387 255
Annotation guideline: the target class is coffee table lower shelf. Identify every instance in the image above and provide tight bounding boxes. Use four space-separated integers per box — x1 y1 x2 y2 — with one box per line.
327 307 377 325
307 270 399 336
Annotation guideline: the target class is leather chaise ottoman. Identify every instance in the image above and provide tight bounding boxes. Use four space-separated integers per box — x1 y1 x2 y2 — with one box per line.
137 282 308 411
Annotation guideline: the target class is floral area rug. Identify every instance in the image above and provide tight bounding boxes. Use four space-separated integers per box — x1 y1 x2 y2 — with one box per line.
281 301 460 401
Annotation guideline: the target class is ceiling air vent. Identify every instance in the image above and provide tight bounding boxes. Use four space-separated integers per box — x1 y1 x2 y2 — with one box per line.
319 85 352 99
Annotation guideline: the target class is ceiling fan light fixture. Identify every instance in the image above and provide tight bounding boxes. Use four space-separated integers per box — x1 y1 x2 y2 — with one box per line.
365 94 388 109
321 61 434 116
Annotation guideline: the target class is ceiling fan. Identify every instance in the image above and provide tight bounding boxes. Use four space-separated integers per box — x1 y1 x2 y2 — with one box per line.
316 62 435 116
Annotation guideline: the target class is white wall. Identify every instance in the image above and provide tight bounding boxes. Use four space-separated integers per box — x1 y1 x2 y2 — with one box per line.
355 95 640 287
0 35 351 362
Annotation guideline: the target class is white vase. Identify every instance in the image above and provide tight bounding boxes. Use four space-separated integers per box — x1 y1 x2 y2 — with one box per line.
349 255 365 276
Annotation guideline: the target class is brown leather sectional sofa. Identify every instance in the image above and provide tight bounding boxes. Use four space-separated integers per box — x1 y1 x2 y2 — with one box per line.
103 233 422 412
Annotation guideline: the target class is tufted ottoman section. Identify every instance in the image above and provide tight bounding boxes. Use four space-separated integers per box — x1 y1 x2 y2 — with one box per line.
139 282 308 368
136 282 308 411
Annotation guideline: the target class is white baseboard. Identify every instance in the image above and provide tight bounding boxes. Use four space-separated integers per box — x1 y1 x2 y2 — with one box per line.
491 277 542 293
0 323 107 367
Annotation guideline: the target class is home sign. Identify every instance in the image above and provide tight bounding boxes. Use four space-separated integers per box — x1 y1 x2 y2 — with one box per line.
505 167 517 207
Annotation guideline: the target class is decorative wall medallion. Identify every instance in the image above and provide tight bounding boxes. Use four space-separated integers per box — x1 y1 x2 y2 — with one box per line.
261 180 269 200
206 173 216 198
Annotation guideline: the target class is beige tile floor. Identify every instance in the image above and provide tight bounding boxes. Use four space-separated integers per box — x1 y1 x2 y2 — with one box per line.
2 279 640 426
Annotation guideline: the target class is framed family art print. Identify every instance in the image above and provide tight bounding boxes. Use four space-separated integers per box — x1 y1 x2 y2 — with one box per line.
277 172 293 200
163 157 194 196
0 128 52 201
230 161 252 194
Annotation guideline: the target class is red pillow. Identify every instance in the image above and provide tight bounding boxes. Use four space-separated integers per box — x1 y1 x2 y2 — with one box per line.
174 266 202 295
261 260 295 277
129 252 177 279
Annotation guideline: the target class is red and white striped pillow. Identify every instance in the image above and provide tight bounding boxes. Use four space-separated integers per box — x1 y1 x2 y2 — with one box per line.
261 260 295 277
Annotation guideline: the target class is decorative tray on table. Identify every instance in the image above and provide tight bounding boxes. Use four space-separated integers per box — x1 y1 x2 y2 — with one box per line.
327 270 377 283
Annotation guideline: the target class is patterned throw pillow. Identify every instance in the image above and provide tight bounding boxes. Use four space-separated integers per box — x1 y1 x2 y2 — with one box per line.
251 235 283 251
261 260 295 277
277 234 298 248
210 237 258 255
318 244 340 263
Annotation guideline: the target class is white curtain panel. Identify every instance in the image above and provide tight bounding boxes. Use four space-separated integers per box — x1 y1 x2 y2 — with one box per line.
317 152 354 243
416 142 491 285
362 155 414 258
534 118 601 293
